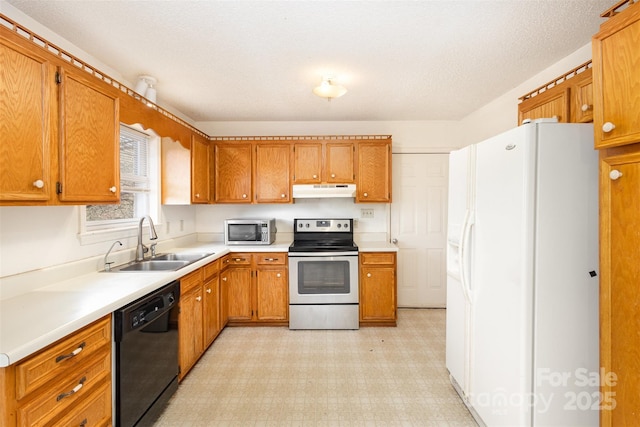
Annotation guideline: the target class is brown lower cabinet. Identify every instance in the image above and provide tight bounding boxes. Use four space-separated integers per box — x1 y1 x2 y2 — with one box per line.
0 315 112 427
599 143 640 426
223 253 289 325
178 259 222 380
359 252 397 326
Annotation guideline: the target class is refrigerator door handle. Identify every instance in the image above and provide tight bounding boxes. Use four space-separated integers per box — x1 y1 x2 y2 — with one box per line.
460 209 474 303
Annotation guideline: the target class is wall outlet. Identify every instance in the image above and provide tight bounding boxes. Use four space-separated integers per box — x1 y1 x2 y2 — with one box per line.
361 208 374 219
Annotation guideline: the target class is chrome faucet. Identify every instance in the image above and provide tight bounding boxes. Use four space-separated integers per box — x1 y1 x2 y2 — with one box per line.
104 240 123 271
136 216 158 262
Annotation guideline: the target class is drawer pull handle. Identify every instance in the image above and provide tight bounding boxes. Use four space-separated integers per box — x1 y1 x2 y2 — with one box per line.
56 342 85 363
57 376 85 401
264 258 279 262
234 258 246 262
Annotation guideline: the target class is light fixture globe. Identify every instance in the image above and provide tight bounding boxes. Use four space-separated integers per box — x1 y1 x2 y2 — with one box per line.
313 76 347 100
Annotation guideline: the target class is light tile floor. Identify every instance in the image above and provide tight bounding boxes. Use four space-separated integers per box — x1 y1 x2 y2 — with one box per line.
155 309 477 426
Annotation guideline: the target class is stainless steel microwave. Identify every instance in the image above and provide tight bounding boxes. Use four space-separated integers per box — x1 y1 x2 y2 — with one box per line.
224 218 276 245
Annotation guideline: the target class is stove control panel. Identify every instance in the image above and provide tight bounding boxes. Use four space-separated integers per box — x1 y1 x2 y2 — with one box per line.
294 219 352 233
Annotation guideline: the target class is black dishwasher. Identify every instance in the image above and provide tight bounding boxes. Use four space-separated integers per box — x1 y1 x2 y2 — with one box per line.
114 280 180 427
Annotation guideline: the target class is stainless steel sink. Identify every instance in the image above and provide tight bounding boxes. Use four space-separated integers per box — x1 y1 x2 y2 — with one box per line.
112 260 191 272
107 252 214 272
152 253 213 262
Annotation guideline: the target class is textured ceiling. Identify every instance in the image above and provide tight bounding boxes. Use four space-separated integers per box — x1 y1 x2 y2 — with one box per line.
5 0 611 122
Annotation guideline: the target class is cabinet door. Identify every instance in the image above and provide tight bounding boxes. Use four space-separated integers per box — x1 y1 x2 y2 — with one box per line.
357 141 391 202
571 68 593 123
58 66 119 203
293 143 322 183
178 286 203 380
360 266 396 321
214 143 252 203
599 146 640 426
191 133 210 204
255 267 288 321
254 143 291 203
203 275 220 347
0 39 52 202
225 267 252 321
593 4 640 148
326 142 354 183
517 86 570 125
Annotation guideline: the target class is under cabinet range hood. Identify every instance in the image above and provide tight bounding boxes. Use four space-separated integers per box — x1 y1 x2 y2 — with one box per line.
292 184 356 199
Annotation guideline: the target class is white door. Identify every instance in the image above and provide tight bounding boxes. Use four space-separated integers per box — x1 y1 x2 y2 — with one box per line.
391 153 448 307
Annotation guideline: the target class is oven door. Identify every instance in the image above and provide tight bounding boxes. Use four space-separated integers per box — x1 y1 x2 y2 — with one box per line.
288 252 358 304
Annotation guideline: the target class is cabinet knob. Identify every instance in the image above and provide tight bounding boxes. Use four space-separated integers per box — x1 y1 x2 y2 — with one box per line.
581 104 591 112
281 193 286 198
222 277 227 281
32 179 44 189
367 273 372 278
206 288 212 294
609 170 623 181
312 174 318 179
109 186 117 193
195 193 200 198
276 273 281 278
392 238 398 244
331 173 336 178
242 193 247 199
196 296 202 302
363 192 368 197
602 122 616 133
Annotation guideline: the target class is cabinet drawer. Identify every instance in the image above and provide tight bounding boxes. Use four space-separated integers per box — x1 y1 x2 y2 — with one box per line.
181 269 203 293
255 253 287 265
15 316 110 400
222 253 252 266
54 379 111 427
360 252 396 265
203 259 220 281
17 349 111 427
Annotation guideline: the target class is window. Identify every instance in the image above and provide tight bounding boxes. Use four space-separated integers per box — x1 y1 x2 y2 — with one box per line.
81 124 159 240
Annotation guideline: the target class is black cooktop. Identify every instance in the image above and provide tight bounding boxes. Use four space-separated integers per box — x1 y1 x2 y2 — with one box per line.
289 218 357 253
288 239 358 253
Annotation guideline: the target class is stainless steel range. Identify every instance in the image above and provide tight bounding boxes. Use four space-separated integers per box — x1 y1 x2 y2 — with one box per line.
288 218 359 330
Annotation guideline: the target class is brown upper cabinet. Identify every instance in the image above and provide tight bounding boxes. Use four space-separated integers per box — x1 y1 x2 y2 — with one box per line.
57 66 120 203
191 133 210 203
356 139 392 203
592 1 640 148
0 35 53 203
292 141 355 184
571 69 594 123
1 29 119 205
214 142 253 203
517 62 593 126
162 133 210 205
254 142 292 203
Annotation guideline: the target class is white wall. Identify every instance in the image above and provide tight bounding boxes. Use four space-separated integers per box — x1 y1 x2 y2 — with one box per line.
458 43 593 146
0 5 595 279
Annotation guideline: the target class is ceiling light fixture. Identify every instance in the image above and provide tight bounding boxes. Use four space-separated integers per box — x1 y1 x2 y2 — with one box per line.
313 76 347 101
134 75 157 104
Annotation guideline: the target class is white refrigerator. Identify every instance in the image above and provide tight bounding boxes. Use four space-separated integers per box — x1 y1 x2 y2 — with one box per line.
445 121 600 426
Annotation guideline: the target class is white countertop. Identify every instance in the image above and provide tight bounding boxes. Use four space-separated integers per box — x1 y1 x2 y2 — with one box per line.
0 239 393 367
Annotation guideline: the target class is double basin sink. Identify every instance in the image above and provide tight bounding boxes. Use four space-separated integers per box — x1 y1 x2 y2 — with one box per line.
109 252 214 272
